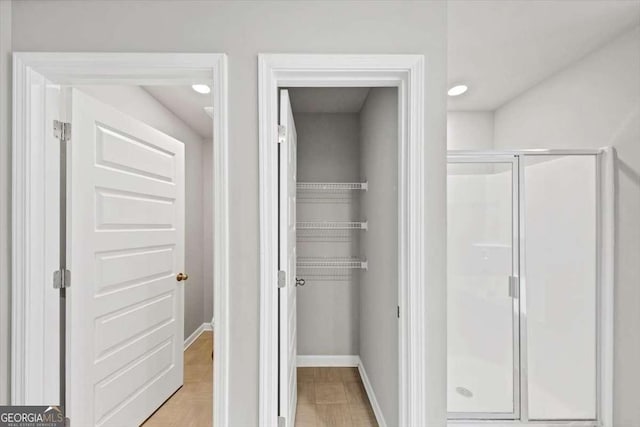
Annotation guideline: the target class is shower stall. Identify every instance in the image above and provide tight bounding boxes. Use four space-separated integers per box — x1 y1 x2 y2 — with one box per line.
446 149 614 425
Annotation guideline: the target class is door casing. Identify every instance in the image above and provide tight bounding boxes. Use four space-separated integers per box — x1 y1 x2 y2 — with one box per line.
11 52 230 427
258 54 434 427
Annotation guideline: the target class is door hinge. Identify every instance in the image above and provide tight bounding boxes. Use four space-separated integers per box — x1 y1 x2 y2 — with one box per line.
278 416 286 427
53 269 71 289
53 120 71 142
508 276 519 298
278 270 286 288
397 305 400 318
277 125 286 143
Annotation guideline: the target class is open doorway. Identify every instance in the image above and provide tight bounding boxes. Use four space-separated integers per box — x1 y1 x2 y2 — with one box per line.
281 86 399 427
258 54 434 427
71 84 215 425
11 53 229 427
71 83 215 425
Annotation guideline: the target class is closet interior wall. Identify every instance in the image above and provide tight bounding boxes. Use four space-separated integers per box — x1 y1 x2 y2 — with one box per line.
295 112 362 356
359 87 399 425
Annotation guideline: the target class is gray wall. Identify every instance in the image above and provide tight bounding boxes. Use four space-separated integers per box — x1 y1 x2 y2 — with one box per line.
295 113 361 356
359 88 399 426
493 26 640 425
76 85 209 340
5 2 448 423
202 139 214 325
183 129 205 338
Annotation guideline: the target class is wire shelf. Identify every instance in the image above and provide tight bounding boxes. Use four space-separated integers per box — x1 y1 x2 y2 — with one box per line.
297 221 368 230
297 275 354 282
297 182 368 192
297 257 368 270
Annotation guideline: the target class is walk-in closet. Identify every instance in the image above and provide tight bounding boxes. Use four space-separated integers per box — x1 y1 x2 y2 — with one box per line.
286 87 399 427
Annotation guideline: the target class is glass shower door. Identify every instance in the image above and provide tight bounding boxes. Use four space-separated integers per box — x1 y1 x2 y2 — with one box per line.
447 156 520 419
523 155 597 420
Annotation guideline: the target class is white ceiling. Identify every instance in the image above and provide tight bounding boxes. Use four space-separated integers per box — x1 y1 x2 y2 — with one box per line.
142 86 372 135
144 85 213 139
142 3 640 121
448 0 640 111
288 87 371 113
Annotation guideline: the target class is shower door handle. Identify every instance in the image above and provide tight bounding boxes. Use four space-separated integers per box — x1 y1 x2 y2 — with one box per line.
508 276 519 298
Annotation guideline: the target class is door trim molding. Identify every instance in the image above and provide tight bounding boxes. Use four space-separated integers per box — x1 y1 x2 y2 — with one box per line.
258 54 430 426
11 52 230 427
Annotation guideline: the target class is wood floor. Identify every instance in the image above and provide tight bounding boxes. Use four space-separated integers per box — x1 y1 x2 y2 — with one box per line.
296 367 378 427
141 331 213 427
140 334 376 427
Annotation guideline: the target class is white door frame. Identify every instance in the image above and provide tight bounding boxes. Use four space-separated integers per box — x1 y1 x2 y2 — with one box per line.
258 54 431 426
11 52 230 427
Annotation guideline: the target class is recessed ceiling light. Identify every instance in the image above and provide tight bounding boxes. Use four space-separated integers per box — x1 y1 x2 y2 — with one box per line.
448 85 468 97
192 84 211 94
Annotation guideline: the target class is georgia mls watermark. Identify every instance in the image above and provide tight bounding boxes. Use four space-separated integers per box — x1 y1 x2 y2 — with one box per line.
0 406 67 427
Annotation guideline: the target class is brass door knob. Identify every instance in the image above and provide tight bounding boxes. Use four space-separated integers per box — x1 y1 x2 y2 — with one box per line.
176 272 189 282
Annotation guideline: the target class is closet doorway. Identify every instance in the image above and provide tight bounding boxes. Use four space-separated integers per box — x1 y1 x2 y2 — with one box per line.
280 87 398 427
258 54 434 427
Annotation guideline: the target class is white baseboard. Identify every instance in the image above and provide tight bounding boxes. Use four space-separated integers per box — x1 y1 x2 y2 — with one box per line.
184 321 213 350
357 359 388 427
296 355 359 367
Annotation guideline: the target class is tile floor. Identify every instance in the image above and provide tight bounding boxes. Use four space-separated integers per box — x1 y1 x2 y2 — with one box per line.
295 367 378 427
141 331 213 427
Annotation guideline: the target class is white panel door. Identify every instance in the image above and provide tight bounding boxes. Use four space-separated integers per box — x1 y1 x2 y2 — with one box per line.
279 89 298 427
68 89 185 426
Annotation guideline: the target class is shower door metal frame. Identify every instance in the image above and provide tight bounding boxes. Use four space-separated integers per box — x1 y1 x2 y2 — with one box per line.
516 150 601 425
447 148 614 427
446 154 521 421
